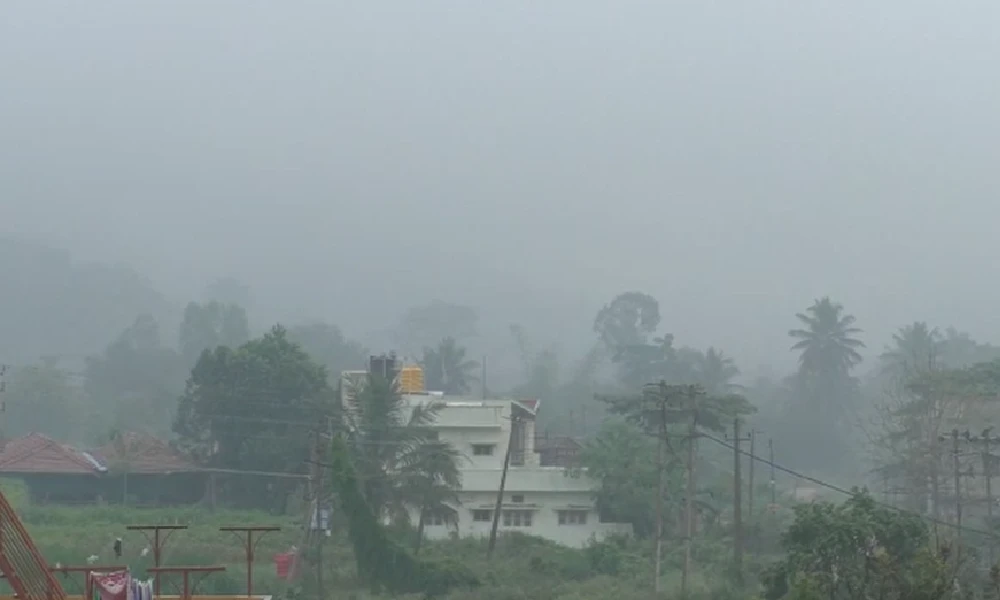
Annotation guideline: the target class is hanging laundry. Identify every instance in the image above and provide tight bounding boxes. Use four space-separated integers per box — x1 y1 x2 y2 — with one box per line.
127 577 152 600
136 578 153 600
92 570 129 600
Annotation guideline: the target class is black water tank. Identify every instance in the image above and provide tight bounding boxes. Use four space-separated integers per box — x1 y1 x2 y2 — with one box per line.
369 353 398 382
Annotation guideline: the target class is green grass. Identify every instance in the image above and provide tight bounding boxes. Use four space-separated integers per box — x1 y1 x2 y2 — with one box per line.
0 479 301 596
0 478 769 600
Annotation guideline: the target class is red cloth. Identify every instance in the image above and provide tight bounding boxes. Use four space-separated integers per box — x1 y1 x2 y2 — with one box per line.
92 571 128 600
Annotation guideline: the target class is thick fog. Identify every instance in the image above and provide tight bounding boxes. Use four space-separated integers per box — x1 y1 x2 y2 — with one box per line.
4 1 1000 372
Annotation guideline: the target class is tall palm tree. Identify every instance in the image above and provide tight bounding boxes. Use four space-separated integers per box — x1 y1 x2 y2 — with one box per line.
343 374 462 526
880 322 943 381
421 337 480 395
399 440 462 553
786 298 865 469
789 297 865 377
695 348 742 396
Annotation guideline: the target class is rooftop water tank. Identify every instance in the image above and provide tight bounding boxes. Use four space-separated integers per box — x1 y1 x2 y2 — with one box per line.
399 365 425 393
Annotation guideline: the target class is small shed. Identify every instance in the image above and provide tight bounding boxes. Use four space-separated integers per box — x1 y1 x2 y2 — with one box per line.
0 433 108 503
90 431 205 506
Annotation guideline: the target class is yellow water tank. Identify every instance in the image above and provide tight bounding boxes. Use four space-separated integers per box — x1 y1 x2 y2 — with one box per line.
398 365 425 393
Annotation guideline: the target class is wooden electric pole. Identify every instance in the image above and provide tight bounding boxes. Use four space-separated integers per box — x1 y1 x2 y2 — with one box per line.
488 413 519 559
747 430 756 519
726 418 751 585
982 428 998 565
651 381 676 595
768 438 777 507
938 429 975 548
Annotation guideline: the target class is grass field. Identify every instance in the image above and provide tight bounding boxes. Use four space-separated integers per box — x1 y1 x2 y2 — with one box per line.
0 479 303 596
0 477 767 600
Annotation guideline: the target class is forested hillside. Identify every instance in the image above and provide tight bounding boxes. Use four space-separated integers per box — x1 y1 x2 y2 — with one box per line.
0 236 176 363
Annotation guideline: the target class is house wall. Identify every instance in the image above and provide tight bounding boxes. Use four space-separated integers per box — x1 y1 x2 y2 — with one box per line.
413 489 632 548
401 395 633 548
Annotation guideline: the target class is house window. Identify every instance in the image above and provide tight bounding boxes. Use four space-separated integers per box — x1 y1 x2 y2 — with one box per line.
510 494 525 503
502 510 533 527
472 509 492 522
558 510 588 525
472 444 495 456
427 513 446 526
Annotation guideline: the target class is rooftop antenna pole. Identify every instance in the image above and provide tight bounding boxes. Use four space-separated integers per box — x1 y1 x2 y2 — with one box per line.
482 355 487 399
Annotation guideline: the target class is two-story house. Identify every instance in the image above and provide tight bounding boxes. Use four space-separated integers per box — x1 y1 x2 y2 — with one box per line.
399 393 632 548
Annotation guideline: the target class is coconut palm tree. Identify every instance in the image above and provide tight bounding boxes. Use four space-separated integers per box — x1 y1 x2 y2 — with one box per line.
695 348 742 396
880 322 943 382
399 440 462 553
786 298 865 470
342 374 462 528
789 297 865 377
421 337 480 395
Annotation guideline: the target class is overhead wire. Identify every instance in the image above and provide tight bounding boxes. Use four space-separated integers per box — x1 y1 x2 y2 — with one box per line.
699 431 1000 539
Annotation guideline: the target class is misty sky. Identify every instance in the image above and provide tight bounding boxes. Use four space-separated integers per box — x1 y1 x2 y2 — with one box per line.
4 1 1000 374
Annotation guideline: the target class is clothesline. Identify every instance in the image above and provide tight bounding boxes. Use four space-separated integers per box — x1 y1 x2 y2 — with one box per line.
90 570 152 600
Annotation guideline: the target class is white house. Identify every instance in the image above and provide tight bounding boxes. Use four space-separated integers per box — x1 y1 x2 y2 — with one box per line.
400 394 632 548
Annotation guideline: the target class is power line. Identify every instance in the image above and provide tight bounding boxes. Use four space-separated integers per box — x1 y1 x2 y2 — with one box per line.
700 432 1000 539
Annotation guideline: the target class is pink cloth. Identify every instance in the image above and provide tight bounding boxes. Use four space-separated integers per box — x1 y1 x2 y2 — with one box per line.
92 571 129 600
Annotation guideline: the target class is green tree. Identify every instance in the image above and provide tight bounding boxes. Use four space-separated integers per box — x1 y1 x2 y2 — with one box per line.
342 374 462 526
173 325 333 510
789 297 865 377
508 324 561 400
593 292 665 387
693 347 742 396
287 322 367 383
394 301 479 356
597 384 755 545
880 322 943 382
326 433 478 596
786 297 864 470
421 337 480 395
84 314 186 439
574 420 665 538
0 236 172 364
403 440 463 554
4 361 76 441
593 291 661 351
177 300 250 366
763 492 953 600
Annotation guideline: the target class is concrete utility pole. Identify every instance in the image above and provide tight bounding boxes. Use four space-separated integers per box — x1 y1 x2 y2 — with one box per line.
681 387 701 600
726 418 752 586
313 430 325 600
962 427 1000 565
938 429 975 546
652 382 672 596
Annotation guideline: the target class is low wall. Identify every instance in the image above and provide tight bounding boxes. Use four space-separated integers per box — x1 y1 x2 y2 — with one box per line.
0 596 271 600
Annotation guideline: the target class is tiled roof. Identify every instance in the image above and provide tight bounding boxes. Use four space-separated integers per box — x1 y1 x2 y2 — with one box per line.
514 399 540 414
0 433 106 475
91 432 198 474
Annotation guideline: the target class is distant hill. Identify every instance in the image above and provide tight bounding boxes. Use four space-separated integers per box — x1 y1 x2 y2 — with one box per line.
0 236 176 364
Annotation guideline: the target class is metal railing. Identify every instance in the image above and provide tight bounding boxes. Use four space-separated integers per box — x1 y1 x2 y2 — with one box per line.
0 492 65 600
